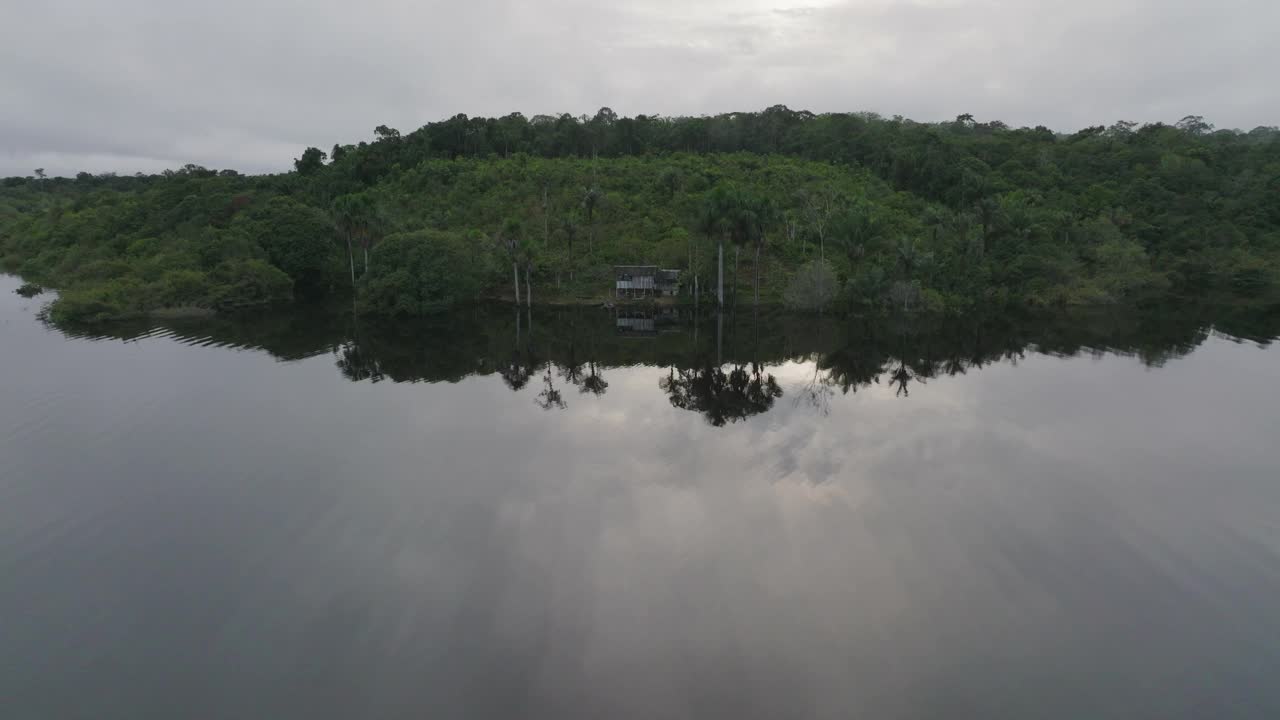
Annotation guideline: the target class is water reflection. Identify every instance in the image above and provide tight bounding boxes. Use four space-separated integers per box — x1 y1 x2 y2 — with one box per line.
10 279 1280 719
51 299 1280 423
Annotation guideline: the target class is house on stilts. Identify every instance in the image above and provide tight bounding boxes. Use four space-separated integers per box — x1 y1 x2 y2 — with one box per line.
614 265 681 299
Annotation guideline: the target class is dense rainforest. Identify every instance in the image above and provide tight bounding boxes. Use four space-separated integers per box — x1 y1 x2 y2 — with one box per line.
2 106 1278 323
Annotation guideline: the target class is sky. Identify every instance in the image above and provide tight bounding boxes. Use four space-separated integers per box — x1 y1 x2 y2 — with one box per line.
2 0 1277 177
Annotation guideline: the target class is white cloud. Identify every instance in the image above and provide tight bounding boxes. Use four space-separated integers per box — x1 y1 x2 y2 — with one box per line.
2 0 1276 175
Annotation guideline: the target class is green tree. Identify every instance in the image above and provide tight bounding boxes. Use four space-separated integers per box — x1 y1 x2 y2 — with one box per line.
331 193 378 286
496 217 524 305
699 186 736 306
234 197 335 290
293 147 327 176
358 230 482 315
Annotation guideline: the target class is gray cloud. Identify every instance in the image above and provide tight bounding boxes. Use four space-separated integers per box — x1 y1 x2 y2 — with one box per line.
2 0 1276 176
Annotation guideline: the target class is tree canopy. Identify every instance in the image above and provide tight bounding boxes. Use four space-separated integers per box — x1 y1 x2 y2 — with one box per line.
2 106 1277 322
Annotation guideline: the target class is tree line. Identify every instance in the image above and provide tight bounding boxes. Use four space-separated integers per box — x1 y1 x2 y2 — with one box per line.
2 106 1277 322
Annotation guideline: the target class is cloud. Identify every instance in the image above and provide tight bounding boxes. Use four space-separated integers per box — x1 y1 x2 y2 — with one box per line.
2 0 1276 176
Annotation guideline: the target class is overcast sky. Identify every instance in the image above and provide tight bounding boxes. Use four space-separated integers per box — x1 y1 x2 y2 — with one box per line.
3 0 1276 177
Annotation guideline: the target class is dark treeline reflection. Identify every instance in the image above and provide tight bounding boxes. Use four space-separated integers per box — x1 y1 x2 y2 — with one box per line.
54 299 1280 424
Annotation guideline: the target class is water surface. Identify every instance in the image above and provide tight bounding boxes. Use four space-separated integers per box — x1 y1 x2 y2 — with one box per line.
3 274 1280 719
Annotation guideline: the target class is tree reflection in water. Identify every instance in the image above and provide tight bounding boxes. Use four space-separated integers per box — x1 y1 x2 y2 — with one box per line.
51 298 1280 427
660 362 782 427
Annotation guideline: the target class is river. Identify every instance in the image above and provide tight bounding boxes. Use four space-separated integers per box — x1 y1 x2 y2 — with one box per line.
3 273 1280 719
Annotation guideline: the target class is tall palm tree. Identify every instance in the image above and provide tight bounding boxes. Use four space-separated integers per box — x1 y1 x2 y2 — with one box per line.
748 196 778 305
699 186 736 306
895 236 932 277
723 189 761 306
496 217 524 305
331 195 360 288
696 199 722 305
332 193 380 284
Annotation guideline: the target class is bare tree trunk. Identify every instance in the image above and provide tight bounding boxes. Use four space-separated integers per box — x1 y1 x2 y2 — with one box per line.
513 261 520 305
716 310 723 366
363 245 369 273
345 235 356 287
695 274 699 308
717 239 724 306
525 263 531 307
733 245 740 305
688 235 694 295
754 243 761 305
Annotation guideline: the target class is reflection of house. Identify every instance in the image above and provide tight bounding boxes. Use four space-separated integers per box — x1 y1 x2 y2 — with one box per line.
614 266 681 298
615 307 682 337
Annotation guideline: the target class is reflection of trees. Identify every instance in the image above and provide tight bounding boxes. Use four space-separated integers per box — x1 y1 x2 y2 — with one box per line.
660 362 782 427
889 360 917 397
336 338 385 382
818 342 889 395
500 344 538 392
499 355 536 391
554 314 609 400
661 310 783 426
797 362 835 416
581 360 608 396
500 306 540 391
558 347 584 387
46 297 1280 405
334 312 491 384
534 364 566 410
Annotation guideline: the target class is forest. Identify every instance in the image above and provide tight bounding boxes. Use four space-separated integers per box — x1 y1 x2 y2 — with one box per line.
2 106 1278 323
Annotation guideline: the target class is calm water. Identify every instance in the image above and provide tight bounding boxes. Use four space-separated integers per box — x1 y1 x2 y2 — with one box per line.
4 273 1280 719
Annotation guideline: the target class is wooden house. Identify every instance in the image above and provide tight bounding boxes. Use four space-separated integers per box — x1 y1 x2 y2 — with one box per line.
614 266 681 298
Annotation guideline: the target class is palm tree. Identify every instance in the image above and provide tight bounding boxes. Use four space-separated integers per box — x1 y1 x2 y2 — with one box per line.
522 240 536 307
331 195 360 287
332 193 380 284
496 217 524 305
695 199 721 305
895 236 932 277
723 189 760 306
359 204 382 273
699 186 737 306
748 196 778 305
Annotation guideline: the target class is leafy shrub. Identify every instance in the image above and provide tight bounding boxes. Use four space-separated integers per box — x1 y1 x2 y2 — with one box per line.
49 278 146 323
358 230 483 315
154 269 212 306
209 259 293 308
233 197 336 288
